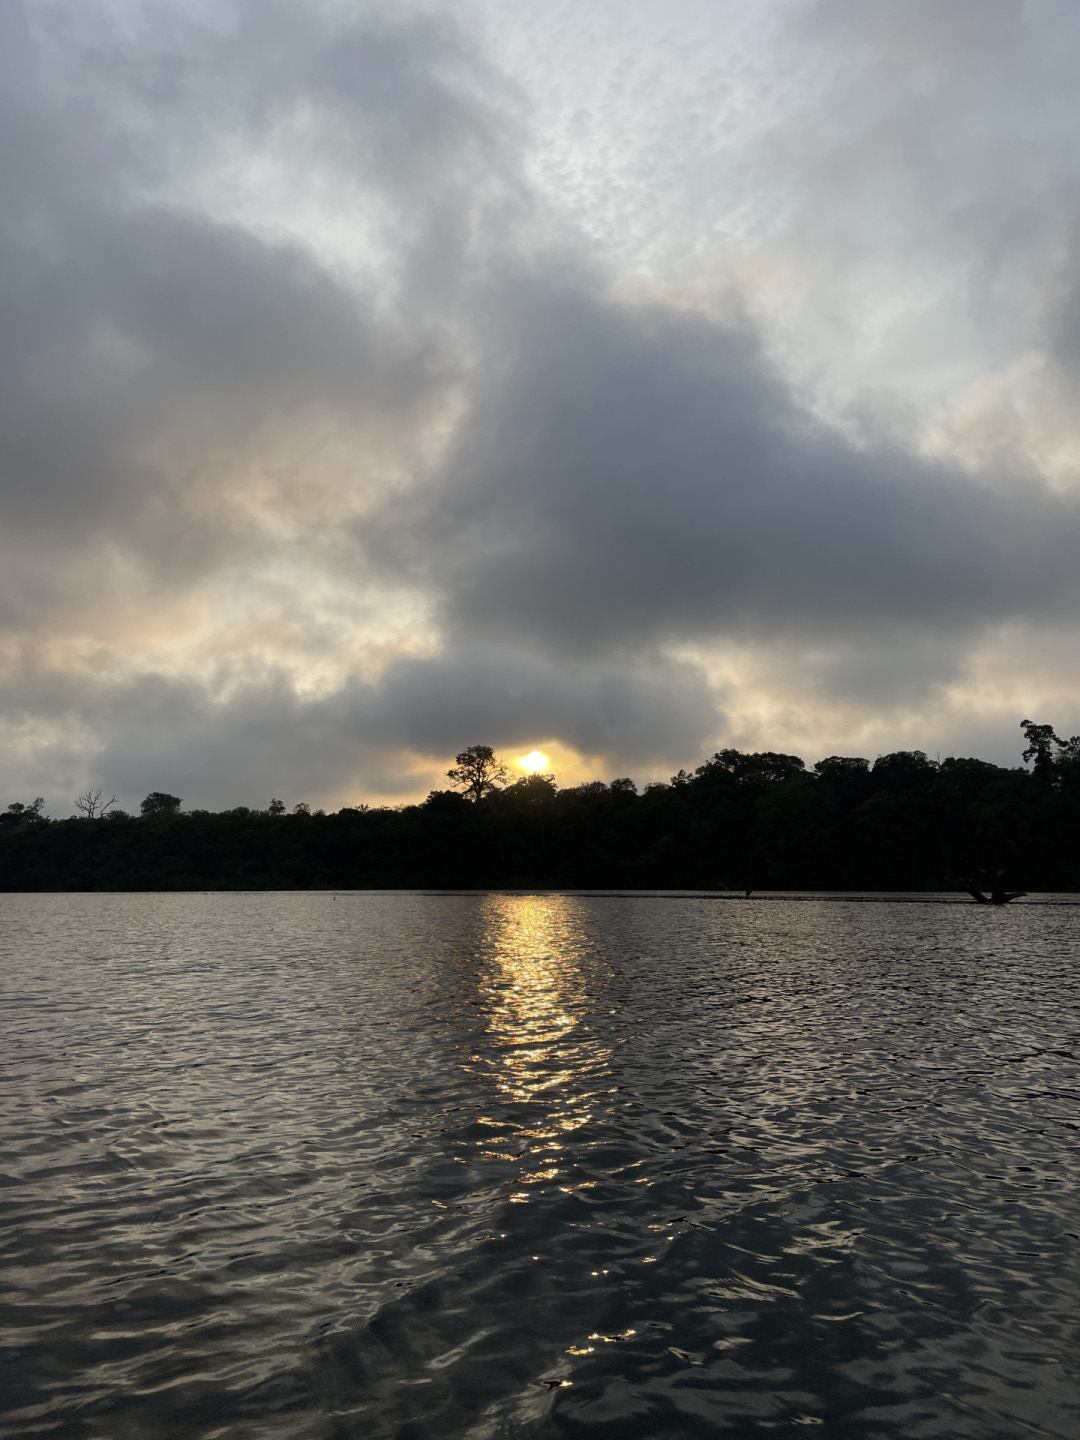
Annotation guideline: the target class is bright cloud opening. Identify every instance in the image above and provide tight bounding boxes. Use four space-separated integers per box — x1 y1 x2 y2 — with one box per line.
517 750 551 774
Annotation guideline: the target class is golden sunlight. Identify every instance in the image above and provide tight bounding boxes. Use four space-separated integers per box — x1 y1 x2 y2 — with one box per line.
517 749 550 774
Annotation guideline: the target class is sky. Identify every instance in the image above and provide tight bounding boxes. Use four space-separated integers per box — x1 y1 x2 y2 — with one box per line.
4 0 1080 812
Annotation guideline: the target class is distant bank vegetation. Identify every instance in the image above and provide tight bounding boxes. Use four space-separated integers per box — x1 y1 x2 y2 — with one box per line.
2 722 1079 893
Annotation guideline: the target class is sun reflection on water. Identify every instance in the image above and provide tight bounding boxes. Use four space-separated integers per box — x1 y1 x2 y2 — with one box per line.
466 896 613 1191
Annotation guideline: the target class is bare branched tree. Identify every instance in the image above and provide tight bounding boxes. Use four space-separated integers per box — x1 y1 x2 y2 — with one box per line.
74 787 115 819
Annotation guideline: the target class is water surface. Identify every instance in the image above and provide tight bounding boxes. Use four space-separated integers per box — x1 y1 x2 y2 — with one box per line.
2 892 1079 1438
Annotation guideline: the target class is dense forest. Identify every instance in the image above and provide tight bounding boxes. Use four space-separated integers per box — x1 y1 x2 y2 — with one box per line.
2 720 1079 893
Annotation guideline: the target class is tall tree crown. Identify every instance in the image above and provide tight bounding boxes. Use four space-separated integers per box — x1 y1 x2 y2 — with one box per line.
446 745 509 802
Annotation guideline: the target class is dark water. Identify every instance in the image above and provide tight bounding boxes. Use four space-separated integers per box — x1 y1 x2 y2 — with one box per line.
3 893 1080 1439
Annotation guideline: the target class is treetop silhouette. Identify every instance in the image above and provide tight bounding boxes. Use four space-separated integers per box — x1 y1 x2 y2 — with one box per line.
2 720 1077 892
446 745 510 802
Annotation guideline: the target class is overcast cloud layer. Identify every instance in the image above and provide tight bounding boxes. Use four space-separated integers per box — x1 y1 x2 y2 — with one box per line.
4 0 1080 811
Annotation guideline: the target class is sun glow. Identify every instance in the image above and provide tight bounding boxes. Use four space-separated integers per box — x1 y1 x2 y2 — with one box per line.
517 749 550 774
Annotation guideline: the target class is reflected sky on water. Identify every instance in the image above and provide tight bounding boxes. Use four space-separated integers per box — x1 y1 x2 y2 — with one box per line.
2 891 1080 1438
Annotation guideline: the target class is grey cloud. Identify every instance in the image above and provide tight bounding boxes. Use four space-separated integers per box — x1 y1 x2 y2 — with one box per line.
393 274 1080 662
5 0 1080 805
1042 223 1080 378
0 0 558 806
781 0 1080 329
2 646 719 810
0 210 415 528
363 645 720 765
763 630 972 707
802 0 1026 62
0 0 513 610
16 0 516 204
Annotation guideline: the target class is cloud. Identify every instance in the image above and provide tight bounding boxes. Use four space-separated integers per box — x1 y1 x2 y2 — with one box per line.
364 644 720 765
3 0 1080 807
398 272 1080 657
0 0 513 610
771 0 1080 393
0 644 719 811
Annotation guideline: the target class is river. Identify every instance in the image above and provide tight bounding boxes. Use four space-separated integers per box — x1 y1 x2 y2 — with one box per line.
2 892 1079 1438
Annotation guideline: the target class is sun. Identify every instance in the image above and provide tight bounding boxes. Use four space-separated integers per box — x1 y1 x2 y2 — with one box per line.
517 749 550 774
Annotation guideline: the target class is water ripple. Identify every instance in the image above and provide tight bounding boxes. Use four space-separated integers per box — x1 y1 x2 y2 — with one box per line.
1 892 1079 1437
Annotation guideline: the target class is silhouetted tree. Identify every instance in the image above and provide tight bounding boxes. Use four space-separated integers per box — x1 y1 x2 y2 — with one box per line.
1 798 45 831
704 750 806 787
814 756 872 801
140 792 182 816
268 798 286 816
424 789 470 813
74 788 115 819
502 773 557 806
447 745 509 802
870 750 937 790
1021 718 1080 782
570 780 608 797
2 719 1079 893
1021 719 1060 779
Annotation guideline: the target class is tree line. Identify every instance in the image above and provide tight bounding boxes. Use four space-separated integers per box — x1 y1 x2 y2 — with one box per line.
2 721 1079 893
